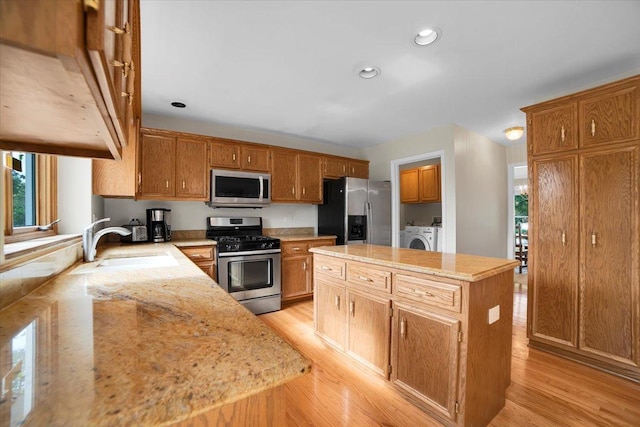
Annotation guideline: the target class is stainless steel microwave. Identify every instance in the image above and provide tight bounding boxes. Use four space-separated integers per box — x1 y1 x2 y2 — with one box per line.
208 169 271 207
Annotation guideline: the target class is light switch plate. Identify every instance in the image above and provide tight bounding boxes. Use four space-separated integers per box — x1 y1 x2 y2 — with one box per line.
488 305 500 324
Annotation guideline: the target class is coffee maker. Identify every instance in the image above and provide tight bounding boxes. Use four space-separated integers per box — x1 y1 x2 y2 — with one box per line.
146 208 171 242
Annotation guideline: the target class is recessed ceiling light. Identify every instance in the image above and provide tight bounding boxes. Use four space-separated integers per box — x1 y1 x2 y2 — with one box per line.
359 67 381 79
171 101 186 108
414 28 440 46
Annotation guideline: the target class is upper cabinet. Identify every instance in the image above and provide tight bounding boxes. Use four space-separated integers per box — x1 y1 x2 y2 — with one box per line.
0 0 141 159
347 159 369 179
400 165 441 204
210 138 271 172
271 149 322 204
524 75 639 156
323 156 369 179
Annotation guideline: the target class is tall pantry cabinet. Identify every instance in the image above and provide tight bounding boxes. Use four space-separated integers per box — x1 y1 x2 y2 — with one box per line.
522 75 640 382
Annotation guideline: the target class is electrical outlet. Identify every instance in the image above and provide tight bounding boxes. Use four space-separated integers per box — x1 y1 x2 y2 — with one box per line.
283 216 293 223
433 216 442 224
488 305 500 324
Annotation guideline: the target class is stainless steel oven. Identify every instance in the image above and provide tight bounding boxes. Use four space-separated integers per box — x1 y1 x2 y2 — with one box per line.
206 217 281 315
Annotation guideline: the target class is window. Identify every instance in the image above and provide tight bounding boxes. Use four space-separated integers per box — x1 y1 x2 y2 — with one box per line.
3 151 57 243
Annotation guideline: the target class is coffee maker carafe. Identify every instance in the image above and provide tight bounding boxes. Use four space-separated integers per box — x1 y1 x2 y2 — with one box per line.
146 208 171 242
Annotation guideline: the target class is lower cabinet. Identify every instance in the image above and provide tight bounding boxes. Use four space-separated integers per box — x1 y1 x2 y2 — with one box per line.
391 302 460 421
178 245 216 279
281 238 335 302
314 278 346 351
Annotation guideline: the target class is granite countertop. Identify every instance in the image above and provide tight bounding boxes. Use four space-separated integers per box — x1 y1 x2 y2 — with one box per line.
275 235 337 242
0 243 309 426
310 244 519 282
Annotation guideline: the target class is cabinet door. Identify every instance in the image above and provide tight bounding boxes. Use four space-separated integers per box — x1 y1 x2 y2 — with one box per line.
282 255 311 301
419 165 440 202
530 156 579 347
391 304 459 421
324 157 347 178
175 137 208 199
271 150 298 202
210 139 240 169
346 291 391 377
139 132 175 197
530 104 578 155
579 146 639 366
348 160 369 179
85 0 129 147
241 145 270 172
314 279 346 351
400 169 419 203
580 84 638 148
93 117 138 197
298 154 322 203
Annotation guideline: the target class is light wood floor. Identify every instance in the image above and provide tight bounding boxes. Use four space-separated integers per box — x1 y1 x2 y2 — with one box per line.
259 277 640 426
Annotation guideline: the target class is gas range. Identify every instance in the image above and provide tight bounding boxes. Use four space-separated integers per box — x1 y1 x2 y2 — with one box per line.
205 217 280 253
207 234 281 253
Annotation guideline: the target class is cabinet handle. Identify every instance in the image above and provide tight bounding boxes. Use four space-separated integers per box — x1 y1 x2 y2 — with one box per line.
248 155 251 164
349 301 354 316
302 261 307 270
592 233 597 247
232 153 236 161
182 180 186 189
83 0 99 12
400 318 406 338
191 254 203 259
414 289 434 297
292 186 295 195
137 172 141 191
302 187 306 195
561 232 566 246
352 167 355 174
591 119 596 137
165 180 169 188
334 295 340 310
321 266 332 271
358 275 372 282
561 126 565 143
292 247 301 251
342 165 346 173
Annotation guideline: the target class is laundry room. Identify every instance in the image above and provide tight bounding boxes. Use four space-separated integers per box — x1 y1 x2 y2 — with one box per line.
398 157 443 251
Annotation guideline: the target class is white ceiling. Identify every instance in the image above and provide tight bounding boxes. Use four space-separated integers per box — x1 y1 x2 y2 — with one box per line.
140 1 640 149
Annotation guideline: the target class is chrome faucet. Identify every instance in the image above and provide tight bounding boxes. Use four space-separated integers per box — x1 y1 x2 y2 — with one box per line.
83 218 132 262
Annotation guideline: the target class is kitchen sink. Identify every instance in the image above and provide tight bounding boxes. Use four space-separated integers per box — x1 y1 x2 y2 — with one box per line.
71 253 179 274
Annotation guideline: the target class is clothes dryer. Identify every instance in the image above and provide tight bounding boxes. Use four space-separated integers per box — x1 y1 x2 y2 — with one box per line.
404 226 441 252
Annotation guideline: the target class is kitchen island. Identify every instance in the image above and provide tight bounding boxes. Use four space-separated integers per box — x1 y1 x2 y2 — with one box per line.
310 244 519 427
0 243 310 426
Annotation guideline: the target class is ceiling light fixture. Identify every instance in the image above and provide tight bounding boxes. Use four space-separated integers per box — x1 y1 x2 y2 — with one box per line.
504 126 525 141
359 67 381 79
414 28 440 46
171 101 186 108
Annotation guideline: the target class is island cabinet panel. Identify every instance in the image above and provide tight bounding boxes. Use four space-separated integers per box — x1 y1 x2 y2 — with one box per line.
523 75 640 382
314 278 346 351
347 263 391 294
530 156 579 347
346 290 392 377
394 274 461 313
391 302 460 422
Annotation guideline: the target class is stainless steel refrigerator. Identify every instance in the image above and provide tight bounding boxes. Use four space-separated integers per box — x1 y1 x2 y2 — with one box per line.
318 177 391 246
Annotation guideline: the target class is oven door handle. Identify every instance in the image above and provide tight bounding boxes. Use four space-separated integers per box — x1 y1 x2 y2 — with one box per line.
217 249 282 258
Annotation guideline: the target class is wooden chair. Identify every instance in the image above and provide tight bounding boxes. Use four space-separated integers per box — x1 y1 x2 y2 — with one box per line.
515 223 528 274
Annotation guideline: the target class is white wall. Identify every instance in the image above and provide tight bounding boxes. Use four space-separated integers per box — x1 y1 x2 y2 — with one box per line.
57 157 95 234
104 199 317 231
506 142 527 165
143 113 364 158
364 125 457 252
453 126 508 258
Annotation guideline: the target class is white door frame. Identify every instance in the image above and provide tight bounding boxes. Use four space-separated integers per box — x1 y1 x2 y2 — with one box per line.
390 150 445 249
507 161 527 258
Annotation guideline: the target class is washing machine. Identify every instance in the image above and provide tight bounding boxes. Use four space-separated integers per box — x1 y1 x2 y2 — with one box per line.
404 226 442 252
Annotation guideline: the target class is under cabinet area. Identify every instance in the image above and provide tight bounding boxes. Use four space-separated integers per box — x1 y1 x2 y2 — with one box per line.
281 238 336 302
311 247 517 426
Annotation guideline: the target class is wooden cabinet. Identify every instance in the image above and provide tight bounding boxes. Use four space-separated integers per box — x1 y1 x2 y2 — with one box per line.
522 75 640 382
529 104 579 156
138 129 208 200
0 0 141 159
271 149 322 203
323 156 370 179
93 118 140 197
179 245 216 279
210 138 271 172
346 290 391 377
312 251 516 426
400 165 441 203
281 238 335 302
347 160 369 179
391 302 460 421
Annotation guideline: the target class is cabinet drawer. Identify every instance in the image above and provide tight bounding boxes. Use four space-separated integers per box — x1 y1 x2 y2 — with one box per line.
282 241 310 256
181 246 214 262
394 274 461 313
347 263 391 294
314 256 346 280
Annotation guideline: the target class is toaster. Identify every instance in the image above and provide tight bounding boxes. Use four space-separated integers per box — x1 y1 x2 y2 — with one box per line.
121 225 148 242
